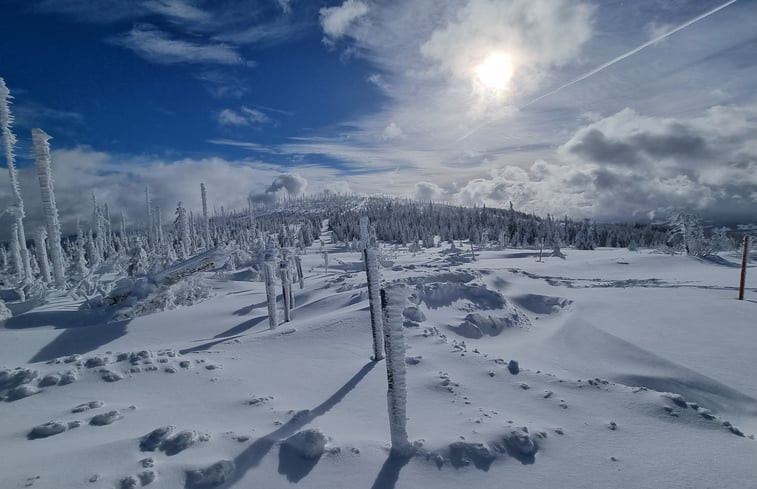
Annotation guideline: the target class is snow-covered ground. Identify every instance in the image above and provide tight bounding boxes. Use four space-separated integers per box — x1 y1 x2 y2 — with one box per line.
1 240 756 489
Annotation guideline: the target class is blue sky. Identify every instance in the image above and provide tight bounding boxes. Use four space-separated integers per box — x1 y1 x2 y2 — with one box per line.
2 0 757 234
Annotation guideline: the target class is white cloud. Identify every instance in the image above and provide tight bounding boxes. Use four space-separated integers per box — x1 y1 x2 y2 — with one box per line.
381 122 404 141
217 107 272 126
420 0 595 94
320 0 369 41
415 181 443 201
111 24 245 65
144 0 211 23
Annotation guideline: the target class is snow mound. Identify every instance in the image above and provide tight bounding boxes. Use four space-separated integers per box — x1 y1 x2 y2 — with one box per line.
28 421 68 440
448 441 496 470
185 460 235 489
281 429 328 460
512 294 572 315
450 310 530 339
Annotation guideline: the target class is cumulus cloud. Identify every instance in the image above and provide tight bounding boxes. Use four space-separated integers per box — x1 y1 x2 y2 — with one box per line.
249 173 308 204
217 107 271 126
414 181 443 202
111 24 245 65
319 0 369 42
437 105 757 222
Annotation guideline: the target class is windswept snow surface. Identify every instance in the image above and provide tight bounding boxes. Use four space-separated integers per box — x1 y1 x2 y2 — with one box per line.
1 241 756 489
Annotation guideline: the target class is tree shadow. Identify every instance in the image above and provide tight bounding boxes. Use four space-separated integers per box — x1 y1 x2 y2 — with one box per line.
214 316 268 338
209 361 377 489
179 334 245 355
277 443 321 483
29 320 129 363
233 300 268 316
370 452 413 489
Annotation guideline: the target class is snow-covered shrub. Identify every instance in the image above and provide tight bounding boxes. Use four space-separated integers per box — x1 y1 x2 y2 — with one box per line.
109 275 211 320
0 299 11 321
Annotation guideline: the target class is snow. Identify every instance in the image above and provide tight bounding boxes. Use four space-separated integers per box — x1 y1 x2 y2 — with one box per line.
1 240 756 489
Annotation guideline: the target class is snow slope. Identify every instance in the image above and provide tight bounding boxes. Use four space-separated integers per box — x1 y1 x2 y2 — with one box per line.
1 240 756 489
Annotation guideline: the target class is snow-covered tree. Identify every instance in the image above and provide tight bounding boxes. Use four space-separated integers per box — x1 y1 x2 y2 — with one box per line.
1 78 32 283
174 201 191 260
32 128 66 287
201 182 211 248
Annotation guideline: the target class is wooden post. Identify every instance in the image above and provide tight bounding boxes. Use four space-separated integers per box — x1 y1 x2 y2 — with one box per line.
738 235 749 300
364 246 385 361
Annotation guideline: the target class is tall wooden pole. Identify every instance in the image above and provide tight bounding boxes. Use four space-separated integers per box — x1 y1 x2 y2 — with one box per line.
738 235 749 301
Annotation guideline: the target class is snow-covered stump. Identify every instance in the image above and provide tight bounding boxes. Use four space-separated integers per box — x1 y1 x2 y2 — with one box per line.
264 253 278 330
35 228 51 284
295 255 304 289
364 245 385 361
280 261 292 323
380 285 412 456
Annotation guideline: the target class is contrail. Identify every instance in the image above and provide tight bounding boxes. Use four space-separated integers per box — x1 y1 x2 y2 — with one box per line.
521 0 739 108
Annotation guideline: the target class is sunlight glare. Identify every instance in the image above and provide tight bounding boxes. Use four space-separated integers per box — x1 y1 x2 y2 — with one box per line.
475 53 513 91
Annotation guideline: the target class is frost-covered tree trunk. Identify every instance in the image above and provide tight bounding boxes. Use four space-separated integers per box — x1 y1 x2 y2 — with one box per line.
280 260 292 323
1 78 32 283
322 251 329 274
201 183 211 248
264 251 278 330
380 285 411 456
9 222 23 282
294 255 304 289
32 129 66 288
35 228 51 284
364 245 385 361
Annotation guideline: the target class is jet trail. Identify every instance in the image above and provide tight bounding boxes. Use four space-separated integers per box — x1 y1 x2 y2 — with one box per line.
521 0 739 108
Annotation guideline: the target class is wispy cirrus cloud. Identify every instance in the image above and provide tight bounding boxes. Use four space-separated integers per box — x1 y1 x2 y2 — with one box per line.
110 24 247 66
217 107 272 127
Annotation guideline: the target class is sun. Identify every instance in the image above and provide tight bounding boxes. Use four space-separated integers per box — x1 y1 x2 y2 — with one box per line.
475 53 513 91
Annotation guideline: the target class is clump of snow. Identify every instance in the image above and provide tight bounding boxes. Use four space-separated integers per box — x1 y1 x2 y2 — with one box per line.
6 384 41 401
281 429 328 460
160 429 209 456
450 311 529 339
72 400 104 413
38 373 61 387
448 441 496 470
100 369 124 382
185 460 235 489
90 410 122 426
494 428 539 464
140 426 174 452
28 421 67 439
